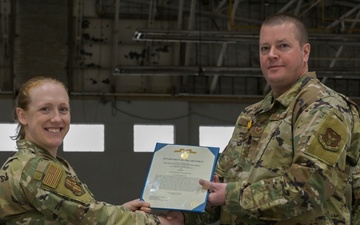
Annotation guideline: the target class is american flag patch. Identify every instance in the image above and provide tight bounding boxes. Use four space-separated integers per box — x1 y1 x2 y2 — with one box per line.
42 164 63 189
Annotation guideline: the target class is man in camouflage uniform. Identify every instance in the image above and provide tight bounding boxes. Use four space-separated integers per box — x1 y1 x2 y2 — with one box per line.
167 13 360 225
352 163 360 224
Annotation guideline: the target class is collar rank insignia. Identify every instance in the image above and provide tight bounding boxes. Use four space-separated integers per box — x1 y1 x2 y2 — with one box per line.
65 176 85 196
318 127 341 152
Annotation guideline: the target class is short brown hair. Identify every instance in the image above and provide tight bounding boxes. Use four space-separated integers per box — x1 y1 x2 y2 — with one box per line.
261 13 308 46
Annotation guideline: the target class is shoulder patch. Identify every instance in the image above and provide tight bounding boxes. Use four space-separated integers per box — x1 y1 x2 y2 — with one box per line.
41 172 93 205
305 113 346 166
318 128 341 152
43 164 63 189
65 176 85 196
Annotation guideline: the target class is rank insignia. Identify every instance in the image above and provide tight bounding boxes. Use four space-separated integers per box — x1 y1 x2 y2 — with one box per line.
318 128 341 152
65 176 85 196
247 120 253 129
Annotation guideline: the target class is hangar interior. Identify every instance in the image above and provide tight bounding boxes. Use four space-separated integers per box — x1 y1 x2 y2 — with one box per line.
1 0 360 100
1 0 360 217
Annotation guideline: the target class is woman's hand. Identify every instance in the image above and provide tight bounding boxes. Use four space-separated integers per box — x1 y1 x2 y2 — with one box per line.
122 198 152 213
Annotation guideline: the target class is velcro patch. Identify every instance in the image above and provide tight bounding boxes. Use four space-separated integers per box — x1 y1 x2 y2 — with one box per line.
42 164 63 189
305 113 346 166
65 176 86 196
318 128 341 152
41 168 93 205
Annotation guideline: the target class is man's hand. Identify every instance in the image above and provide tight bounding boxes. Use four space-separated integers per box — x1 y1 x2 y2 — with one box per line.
200 179 226 206
122 199 152 213
158 211 184 225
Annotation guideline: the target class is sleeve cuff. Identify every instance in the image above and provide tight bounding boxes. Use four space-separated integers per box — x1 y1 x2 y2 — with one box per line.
225 182 242 214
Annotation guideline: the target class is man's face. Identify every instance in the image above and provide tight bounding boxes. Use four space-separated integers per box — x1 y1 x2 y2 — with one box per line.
259 22 310 96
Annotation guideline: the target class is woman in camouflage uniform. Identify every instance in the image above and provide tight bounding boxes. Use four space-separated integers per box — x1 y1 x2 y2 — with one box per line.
0 76 180 225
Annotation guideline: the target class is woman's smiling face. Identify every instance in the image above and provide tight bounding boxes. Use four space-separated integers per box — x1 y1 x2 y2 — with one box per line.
17 81 70 155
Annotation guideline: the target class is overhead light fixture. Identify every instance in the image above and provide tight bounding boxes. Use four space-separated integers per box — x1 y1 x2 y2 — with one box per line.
133 29 259 43
133 29 360 45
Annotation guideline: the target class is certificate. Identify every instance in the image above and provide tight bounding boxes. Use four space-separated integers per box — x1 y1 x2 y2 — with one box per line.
141 143 219 212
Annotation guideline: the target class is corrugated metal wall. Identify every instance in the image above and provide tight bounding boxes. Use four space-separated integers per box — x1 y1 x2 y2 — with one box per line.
14 0 68 89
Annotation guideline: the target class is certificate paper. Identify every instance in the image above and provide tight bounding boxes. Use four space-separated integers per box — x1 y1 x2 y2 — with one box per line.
141 143 219 212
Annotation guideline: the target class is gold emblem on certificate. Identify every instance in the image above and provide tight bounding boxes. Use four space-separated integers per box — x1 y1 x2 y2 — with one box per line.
175 148 196 160
181 151 189 159
141 143 219 212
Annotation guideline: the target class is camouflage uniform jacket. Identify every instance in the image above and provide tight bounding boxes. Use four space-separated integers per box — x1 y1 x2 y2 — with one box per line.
0 140 161 225
184 72 360 225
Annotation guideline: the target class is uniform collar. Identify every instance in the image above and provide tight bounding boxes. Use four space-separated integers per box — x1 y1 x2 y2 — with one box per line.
16 139 69 168
257 71 317 113
16 139 54 158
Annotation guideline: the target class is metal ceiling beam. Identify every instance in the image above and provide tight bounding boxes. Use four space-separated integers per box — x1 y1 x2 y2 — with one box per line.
111 0 120 92
113 66 360 78
1 0 10 58
293 0 303 16
278 0 297 13
173 0 184 65
74 0 83 59
327 4 360 29
298 0 321 17
182 0 197 91
322 4 360 84
209 0 240 94
114 66 262 76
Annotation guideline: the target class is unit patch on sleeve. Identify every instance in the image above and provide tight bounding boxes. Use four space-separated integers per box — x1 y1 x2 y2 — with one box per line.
41 169 93 205
305 112 346 166
318 128 341 152
65 176 85 196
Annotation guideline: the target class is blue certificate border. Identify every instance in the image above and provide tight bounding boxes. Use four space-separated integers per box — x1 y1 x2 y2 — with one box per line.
141 142 220 212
